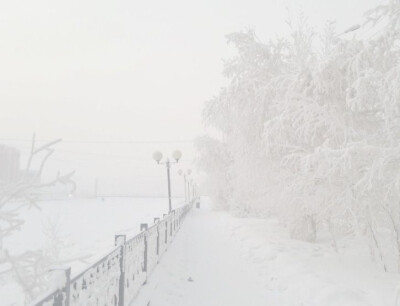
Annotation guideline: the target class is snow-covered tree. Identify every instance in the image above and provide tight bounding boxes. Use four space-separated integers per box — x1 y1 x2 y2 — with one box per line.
198 0 400 271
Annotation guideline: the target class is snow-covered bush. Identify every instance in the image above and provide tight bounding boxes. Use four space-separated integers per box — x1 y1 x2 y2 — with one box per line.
0 135 76 303
198 0 400 271
195 136 232 210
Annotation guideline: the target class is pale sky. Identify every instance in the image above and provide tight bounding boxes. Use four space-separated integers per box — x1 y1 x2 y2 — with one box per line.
0 0 382 195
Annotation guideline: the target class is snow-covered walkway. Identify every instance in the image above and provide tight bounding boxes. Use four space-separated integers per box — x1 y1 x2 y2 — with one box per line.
133 199 400 306
133 201 277 306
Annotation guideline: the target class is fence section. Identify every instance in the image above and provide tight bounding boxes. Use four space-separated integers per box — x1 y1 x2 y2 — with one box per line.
32 202 194 306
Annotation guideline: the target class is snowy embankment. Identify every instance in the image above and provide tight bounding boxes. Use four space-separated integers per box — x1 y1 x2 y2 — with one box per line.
134 198 400 306
227 216 400 306
0 197 183 306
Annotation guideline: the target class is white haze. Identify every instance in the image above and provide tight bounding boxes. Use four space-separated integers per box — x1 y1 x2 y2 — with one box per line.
0 0 380 195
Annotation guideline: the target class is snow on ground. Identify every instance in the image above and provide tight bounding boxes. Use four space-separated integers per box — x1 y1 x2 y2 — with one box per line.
226 216 400 306
134 198 400 306
133 200 278 306
0 197 184 306
3 197 400 305
6 197 184 264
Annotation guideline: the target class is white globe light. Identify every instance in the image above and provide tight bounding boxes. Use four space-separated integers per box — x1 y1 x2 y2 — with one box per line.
172 150 182 162
153 151 163 163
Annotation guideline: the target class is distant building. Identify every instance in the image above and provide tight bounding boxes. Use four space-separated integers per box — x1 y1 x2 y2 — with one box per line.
0 145 21 184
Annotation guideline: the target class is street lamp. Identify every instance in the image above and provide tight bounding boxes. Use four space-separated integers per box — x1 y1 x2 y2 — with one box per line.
188 177 196 202
178 169 191 203
187 169 193 202
153 150 182 213
192 181 197 200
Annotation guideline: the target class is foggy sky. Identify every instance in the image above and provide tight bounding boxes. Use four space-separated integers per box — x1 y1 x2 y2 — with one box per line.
0 0 381 195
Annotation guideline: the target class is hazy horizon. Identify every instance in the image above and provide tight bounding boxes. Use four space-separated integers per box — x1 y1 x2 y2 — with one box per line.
0 0 381 194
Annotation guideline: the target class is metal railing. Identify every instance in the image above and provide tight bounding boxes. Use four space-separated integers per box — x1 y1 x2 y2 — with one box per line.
31 202 194 306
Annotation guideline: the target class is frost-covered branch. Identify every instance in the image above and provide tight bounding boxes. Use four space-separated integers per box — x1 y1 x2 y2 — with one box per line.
0 134 77 304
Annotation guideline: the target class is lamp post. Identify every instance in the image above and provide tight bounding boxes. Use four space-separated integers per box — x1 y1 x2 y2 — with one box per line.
188 178 195 203
192 182 196 200
153 150 182 213
178 169 191 203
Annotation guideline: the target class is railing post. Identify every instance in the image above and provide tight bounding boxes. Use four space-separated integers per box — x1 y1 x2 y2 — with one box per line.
153 218 160 257
64 268 71 306
172 210 176 233
49 266 71 306
140 223 148 274
140 223 148 231
115 234 126 306
170 216 173 237
163 214 168 245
